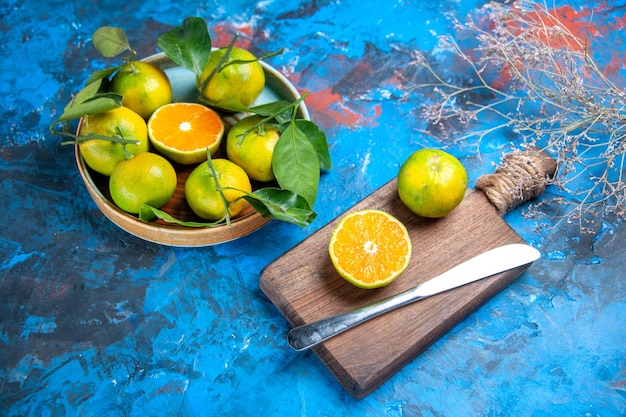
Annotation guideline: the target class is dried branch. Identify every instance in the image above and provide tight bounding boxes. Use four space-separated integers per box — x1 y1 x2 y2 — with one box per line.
409 0 626 233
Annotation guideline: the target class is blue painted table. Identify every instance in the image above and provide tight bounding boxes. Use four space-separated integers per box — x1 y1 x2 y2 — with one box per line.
1 0 624 415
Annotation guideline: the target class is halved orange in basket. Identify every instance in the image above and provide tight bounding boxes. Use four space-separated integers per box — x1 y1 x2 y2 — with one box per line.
147 102 224 165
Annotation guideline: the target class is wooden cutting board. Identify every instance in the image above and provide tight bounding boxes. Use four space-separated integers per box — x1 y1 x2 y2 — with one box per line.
260 179 532 398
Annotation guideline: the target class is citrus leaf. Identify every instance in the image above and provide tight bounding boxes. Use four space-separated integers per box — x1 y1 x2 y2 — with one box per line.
92 26 132 58
157 17 212 77
273 121 320 205
250 100 294 123
244 188 316 226
138 205 225 227
61 93 121 121
198 98 250 113
52 82 122 125
85 66 118 86
65 79 104 111
294 120 332 170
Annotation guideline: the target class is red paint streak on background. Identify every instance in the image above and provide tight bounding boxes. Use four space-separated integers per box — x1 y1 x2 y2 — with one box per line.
304 87 381 129
605 10 626 79
292 52 385 129
491 64 513 91
209 22 255 49
609 13 626 30
604 54 625 80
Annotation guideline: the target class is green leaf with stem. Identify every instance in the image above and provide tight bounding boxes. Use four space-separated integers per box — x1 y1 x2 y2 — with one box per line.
197 34 238 92
204 152 236 226
230 94 307 139
244 188 316 226
249 99 301 124
56 129 140 147
138 186 316 228
51 26 133 133
197 33 283 94
157 17 212 77
225 97 313 152
138 205 227 227
53 93 122 126
92 26 135 59
85 66 119 86
220 46 285 70
273 110 321 205
50 78 122 130
293 119 332 170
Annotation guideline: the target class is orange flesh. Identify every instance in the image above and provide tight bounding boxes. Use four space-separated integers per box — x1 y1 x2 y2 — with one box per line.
149 103 223 151
329 210 411 287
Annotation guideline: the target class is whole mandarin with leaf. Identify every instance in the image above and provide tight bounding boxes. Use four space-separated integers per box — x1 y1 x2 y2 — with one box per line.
110 60 172 120
397 149 468 218
184 158 252 221
226 115 280 182
109 152 177 214
78 106 149 176
197 47 265 110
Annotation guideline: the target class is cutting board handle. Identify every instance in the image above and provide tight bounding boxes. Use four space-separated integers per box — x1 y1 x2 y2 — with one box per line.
475 147 557 215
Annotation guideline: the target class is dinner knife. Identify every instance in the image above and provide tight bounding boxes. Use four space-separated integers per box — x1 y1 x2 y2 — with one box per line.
288 243 541 351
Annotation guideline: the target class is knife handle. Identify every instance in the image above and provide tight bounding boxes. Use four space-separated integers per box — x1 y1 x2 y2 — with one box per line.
287 287 421 351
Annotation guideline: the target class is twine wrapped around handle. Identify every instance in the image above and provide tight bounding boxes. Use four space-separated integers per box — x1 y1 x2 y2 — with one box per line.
475 147 557 216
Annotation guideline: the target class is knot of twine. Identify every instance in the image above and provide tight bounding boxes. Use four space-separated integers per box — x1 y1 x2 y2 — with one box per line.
475 148 556 215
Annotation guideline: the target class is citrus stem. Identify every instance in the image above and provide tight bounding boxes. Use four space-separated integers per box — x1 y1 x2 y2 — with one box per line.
198 34 284 90
122 48 137 65
198 34 239 91
221 46 285 70
205 152 232 227
237 92 309 143
55 130 139 146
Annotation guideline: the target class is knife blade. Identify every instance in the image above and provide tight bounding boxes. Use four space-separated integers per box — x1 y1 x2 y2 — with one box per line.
287 243 540 351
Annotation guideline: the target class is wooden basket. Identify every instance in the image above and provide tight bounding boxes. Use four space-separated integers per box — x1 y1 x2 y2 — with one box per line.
75 53 309 246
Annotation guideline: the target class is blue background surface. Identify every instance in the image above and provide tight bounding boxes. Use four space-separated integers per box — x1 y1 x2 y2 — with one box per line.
1 0 625 415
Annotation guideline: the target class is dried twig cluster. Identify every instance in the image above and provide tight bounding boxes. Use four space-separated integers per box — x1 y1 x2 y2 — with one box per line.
409 0 626 233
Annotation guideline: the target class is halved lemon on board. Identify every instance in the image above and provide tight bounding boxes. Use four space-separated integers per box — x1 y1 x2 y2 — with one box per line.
147 102 225 165
328 209 412 289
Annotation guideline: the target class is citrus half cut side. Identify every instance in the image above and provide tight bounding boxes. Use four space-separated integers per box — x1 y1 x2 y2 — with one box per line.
328 209 412 289
147 102 225 165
